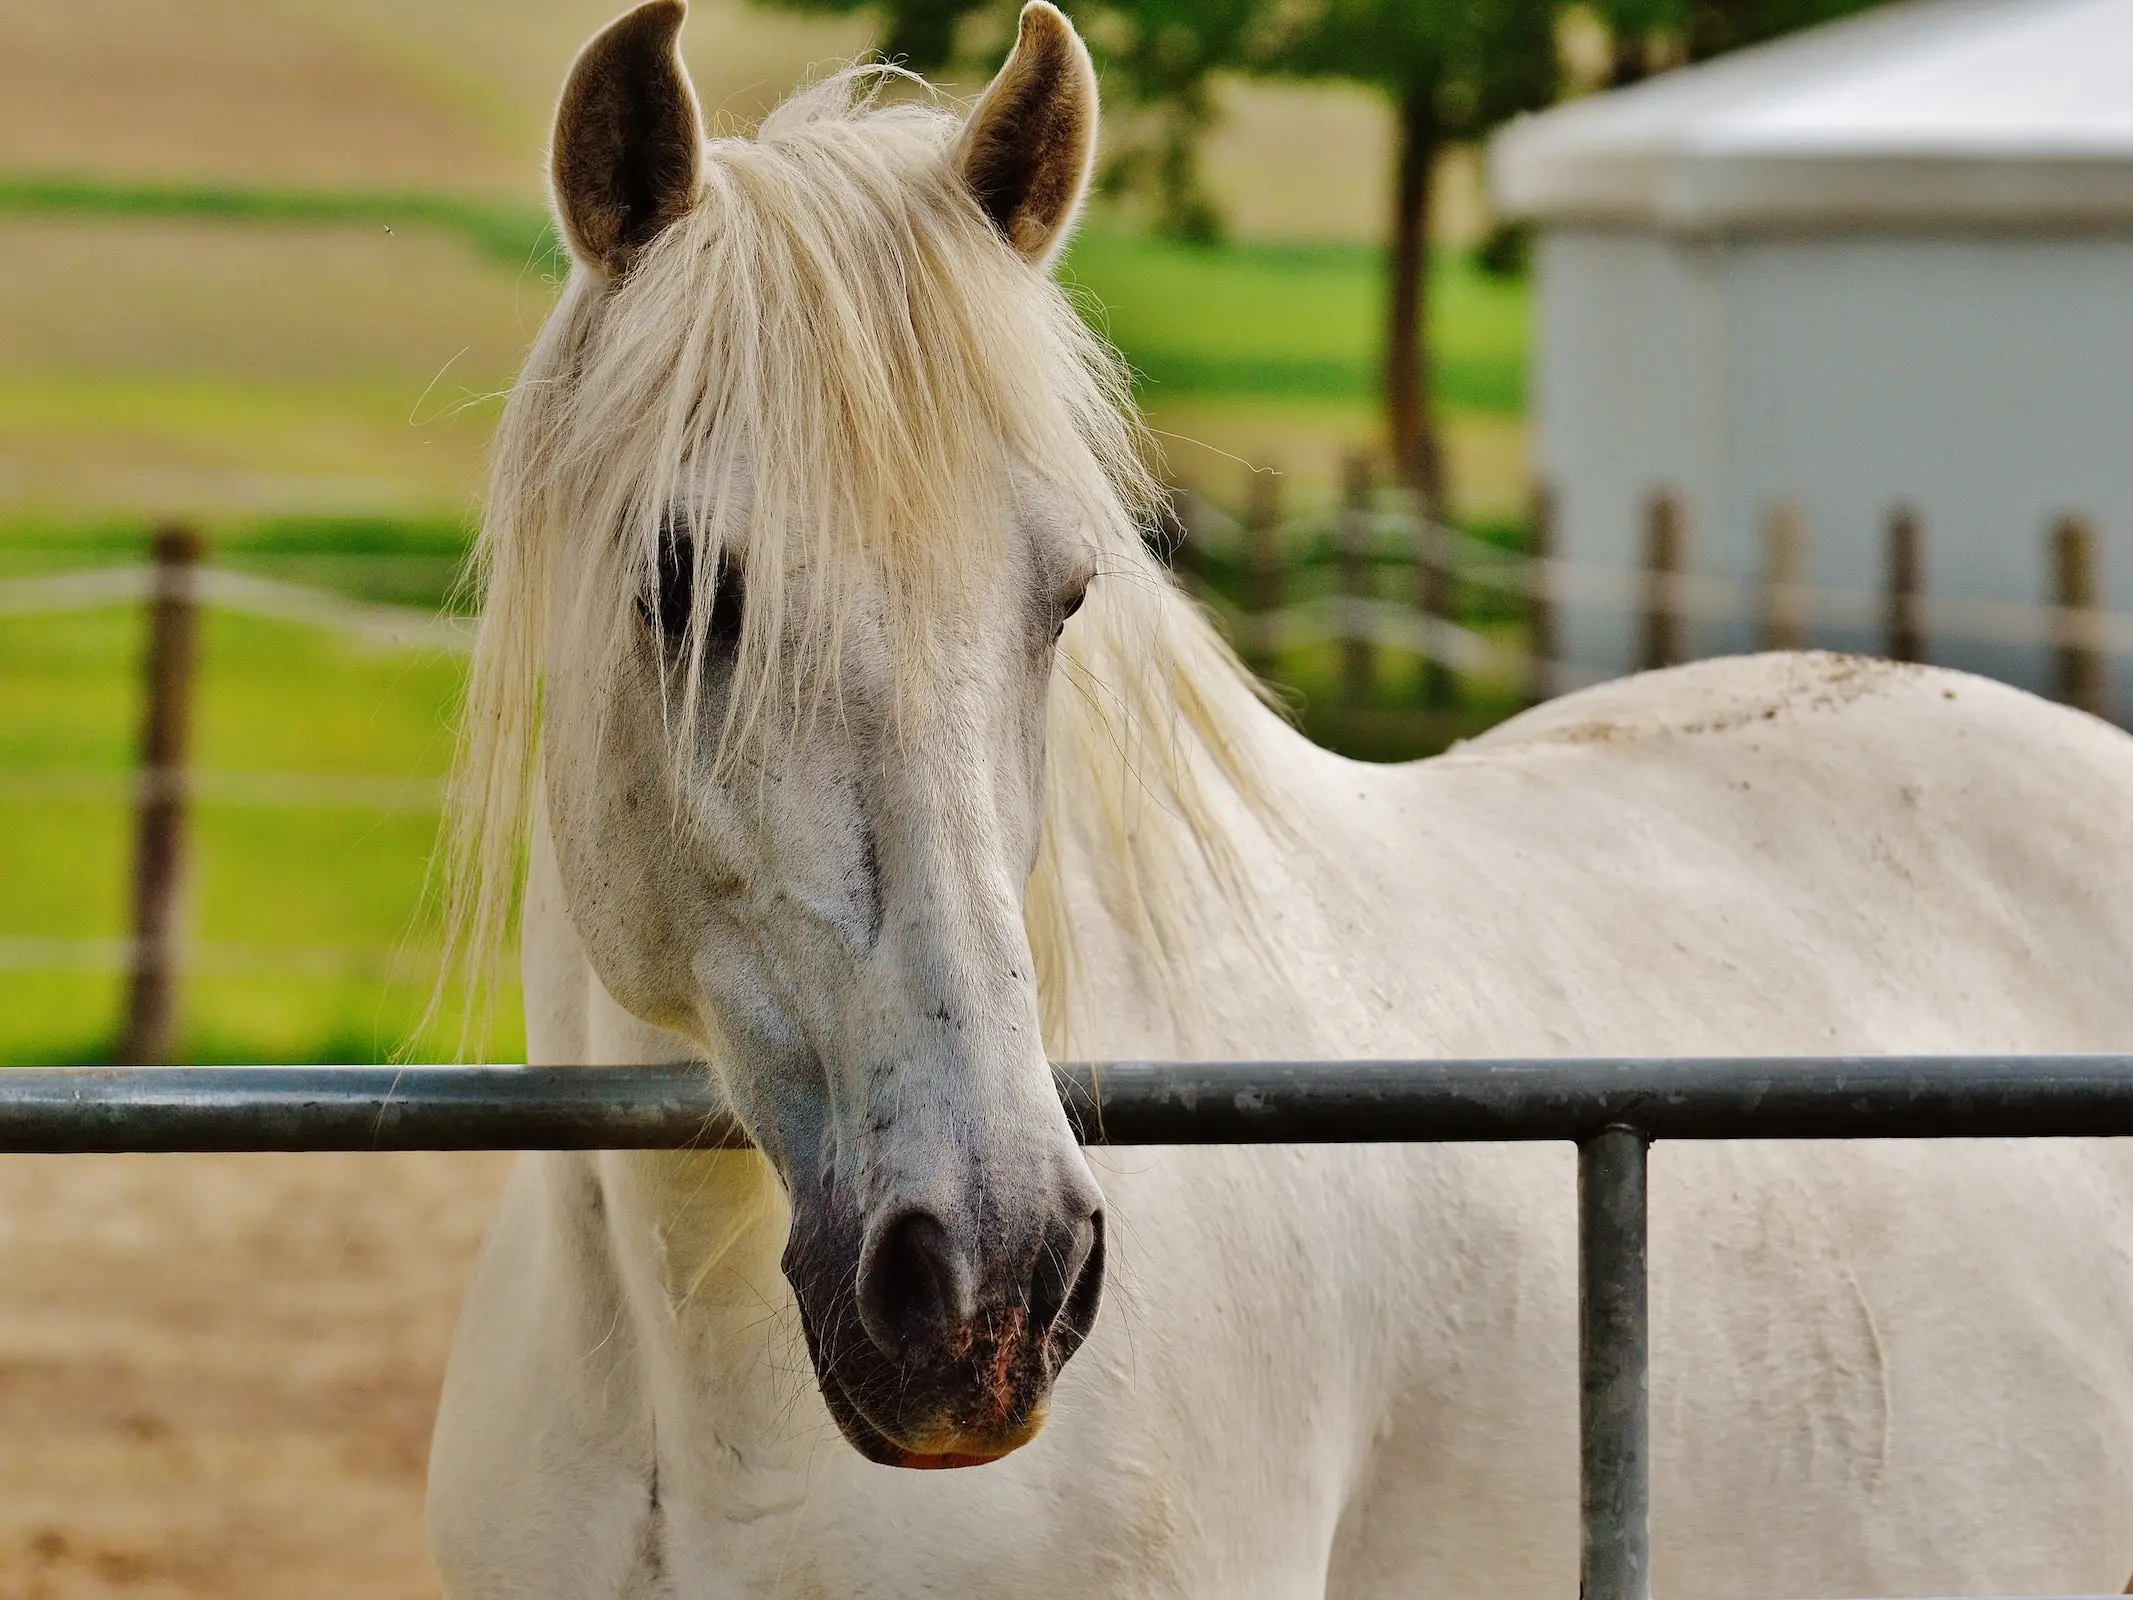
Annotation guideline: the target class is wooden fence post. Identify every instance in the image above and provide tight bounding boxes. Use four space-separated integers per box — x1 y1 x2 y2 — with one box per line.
1415 472 1456 710
121 525 203 1065
1639 490 1684 672
1339 453 1376 705
1243 468 1284 677
1758 499 1807 652
1528 480 1557 705
1885 502 1925 664
2052 512 2106 719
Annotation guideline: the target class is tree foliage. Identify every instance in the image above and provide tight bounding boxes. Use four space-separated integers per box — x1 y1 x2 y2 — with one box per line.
1680 0 1886 58
1596 0 1887 78
1090 0 1272 242
1269 0 1556 131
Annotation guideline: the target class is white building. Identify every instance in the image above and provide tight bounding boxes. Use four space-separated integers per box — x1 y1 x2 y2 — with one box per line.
1488 0 2133 709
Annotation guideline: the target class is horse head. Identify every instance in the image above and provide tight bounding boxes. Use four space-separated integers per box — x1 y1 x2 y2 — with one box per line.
481 0 1134 1468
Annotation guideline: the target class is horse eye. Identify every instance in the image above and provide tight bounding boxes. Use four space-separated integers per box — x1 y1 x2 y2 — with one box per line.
642 515 745 650
1053 582 1088 638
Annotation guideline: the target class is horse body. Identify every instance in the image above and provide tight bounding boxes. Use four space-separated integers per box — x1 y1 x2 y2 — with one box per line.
422 4 2133 1589
433 648 2133 1597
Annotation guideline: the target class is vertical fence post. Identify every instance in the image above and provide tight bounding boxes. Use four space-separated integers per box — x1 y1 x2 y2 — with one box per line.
1528 480 1557 706
1581 1125 1652 1600
121 524 202 1066
1243 468 1284 678
1758 499 1807 653
1339 453 1375 705
1639 490 1683 672
1884 503 1925 664
1416 469 1456 710
2052 512 2106 720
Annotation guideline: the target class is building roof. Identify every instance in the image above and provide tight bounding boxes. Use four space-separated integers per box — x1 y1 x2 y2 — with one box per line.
1490 0 2133 231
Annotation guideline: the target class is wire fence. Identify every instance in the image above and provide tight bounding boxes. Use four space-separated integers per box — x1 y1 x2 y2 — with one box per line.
7 491 2128 1049
1 528 462 1050
1167 463 2129 717
0 559 471 651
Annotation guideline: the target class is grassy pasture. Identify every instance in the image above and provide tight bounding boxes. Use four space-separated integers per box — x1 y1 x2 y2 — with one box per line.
1063 227 1530 511
0 203 546 517
0 517 514 1067
0 181 1530 520
0 182 1524 410
1067 229 1525 414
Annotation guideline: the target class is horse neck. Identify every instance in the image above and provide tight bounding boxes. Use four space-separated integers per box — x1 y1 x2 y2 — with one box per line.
1036 664 1329 1060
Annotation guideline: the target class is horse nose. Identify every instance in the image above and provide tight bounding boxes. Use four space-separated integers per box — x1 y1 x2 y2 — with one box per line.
856 1202 1106 1362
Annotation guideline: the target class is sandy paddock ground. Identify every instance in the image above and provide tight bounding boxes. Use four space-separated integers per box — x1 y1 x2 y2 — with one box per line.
0 1149 512 1599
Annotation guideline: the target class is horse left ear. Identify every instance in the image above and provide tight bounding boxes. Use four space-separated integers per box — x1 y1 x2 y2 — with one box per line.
955 2 1098 268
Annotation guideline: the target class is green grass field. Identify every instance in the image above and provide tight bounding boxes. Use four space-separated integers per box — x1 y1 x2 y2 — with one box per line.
0 518 517 1067
0 176 1526 420
1064 230 1525 414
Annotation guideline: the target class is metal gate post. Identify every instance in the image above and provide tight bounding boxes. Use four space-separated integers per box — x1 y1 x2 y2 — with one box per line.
1580 1125 1651 1600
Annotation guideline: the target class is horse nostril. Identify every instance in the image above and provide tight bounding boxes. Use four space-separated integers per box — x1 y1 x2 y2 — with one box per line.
857 1209 976 1360
1032 1209 1104 1355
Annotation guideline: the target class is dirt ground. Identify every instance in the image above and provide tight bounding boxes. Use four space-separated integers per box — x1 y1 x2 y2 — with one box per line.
0 1149 513 1600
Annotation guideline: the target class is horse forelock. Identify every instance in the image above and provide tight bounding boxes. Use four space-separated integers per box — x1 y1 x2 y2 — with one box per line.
435 67 1291 1060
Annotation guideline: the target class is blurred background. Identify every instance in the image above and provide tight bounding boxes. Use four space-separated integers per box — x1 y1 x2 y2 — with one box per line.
4 0 2125 1071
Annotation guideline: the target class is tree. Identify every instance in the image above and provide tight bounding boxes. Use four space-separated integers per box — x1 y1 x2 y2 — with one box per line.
1087 0 1274 242
1262 0 1556 522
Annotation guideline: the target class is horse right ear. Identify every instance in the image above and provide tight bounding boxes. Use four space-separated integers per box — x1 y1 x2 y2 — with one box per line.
551 0 703 279
956 2 1098 267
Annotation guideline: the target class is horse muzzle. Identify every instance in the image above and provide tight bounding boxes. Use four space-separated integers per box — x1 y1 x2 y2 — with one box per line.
784 1190 1105 1468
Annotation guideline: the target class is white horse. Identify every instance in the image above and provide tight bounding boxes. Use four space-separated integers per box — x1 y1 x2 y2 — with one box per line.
425 3 2133 1593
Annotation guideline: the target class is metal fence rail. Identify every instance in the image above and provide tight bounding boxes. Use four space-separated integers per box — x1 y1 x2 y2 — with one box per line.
7 1053 2132 1600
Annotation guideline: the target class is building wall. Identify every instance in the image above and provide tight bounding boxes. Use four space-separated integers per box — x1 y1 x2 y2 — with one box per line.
1535 227 2133 711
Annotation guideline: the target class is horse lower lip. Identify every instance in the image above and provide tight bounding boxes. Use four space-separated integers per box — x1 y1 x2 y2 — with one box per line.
813 1347 1038 1468
895 1449 1003 1470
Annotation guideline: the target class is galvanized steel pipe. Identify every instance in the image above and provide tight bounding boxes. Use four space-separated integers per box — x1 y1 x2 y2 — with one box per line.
9 1055 2133 1152
1580 1126 1651 1600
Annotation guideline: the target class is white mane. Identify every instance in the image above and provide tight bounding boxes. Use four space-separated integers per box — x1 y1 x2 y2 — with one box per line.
438 71 1290 1055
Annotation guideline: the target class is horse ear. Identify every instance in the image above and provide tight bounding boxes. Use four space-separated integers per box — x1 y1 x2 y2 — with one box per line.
551 0 703 279
955 2 1098 268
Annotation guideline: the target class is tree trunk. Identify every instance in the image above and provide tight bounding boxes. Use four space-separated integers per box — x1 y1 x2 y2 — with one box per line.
1386 86 1455 706
1610 31 1650 86
1386 87 1446 524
